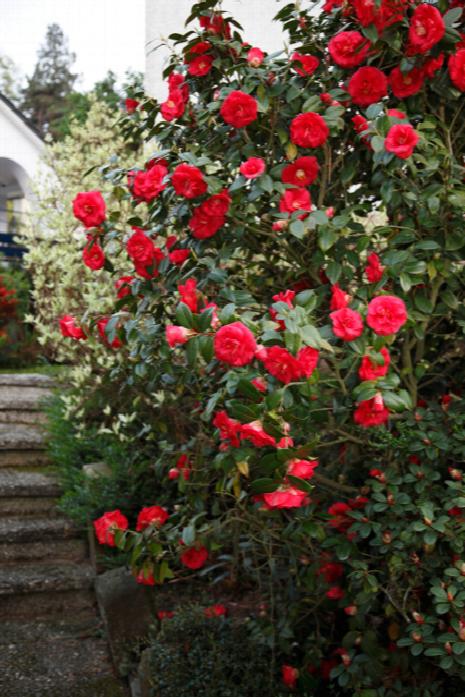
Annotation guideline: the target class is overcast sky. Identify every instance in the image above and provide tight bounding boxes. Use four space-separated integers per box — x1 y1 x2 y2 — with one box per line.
1 0 146 90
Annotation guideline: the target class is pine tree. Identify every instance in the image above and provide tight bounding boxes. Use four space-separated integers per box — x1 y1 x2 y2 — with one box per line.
21 23 77 138
0 54 23 105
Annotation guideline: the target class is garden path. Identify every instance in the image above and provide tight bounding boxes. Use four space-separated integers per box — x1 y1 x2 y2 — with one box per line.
0 374 127 697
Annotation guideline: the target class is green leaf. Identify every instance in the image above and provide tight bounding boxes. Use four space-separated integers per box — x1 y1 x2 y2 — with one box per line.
318 228 337 252
250 478 279 494
175 302 194 328
289 219 306 239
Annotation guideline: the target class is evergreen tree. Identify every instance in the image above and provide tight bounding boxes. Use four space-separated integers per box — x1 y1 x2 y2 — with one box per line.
21 23 77 138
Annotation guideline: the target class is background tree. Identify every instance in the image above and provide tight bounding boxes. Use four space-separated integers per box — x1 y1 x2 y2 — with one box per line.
0 53 23 105
21 23 77 138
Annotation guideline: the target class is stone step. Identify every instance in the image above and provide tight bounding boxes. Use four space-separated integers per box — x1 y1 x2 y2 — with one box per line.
0 587 97 622
0 496 60 517
0 385 53 411
0 409 47 424
0 423 46 450
0 468 61 498
0 621 127 697
0 561 95 596
0 538 88 564
0 516 79 544
0 450 50 468
0 373 56 387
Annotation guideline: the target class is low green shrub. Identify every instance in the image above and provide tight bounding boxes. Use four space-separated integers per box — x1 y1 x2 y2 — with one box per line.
146 606 278 697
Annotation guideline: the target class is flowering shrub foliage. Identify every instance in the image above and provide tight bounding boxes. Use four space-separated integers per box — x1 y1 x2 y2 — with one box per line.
64 0 465 692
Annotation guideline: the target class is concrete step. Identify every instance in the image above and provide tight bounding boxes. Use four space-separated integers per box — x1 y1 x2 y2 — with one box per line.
0 424 46 450
0 539 88 564
0 409 47 424
0 468 61 498
0 385 53 411
0 497 60 517
0 450 50 468
0 621 127 697
0 561 95 596
0 587 97 622
0 516 79 544
0 373 56 387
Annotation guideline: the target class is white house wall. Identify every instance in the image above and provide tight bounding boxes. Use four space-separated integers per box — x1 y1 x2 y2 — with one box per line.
145 0 289 100
0 99 44 197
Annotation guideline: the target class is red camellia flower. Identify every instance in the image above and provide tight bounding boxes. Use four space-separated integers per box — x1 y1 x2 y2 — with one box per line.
59 314 86 340
389 66 424 98
408 4 445 55
204 604 227 618
200 13 230 38
359 347 391 381
97 317 122 349
290 112 329 148
352 114 369 135
125 98 139 114
423 54 444 79
82 241 105 271
387 108 406 119
241 420 277 447
214 321 257 366
180 545 209 569
348 66 388 106
261 346 301 384
291 52 320 77
317 562 344 583
94 510 128 547
220 90 258 128
365 252 384 282
157 610 175 620
187 54 214 77
169 249 190 265
72 191 106 228
172 163 207 199
282 156 319 186
330 284 350 311
240 157 266 179
328 31 369 68
165 325 192 347
352 0 408 33
449 49 465 91
326 586 345 600
131 163 168 202
385 124 419 159
328 502 353 532
287 458 319 479
330 308 364 341
282 664 299 689
247 47 265 67
135 569 156 586
263 485 309 509
178 278 198 312
202 190 231 217
115 275 135 300
127 229 156 266
367 295 408 335
213 410 242 448
189 193 230 239
279 188 312 216
354 394 390 427
297 346 320 378
161 88 186 121
136 505 169 531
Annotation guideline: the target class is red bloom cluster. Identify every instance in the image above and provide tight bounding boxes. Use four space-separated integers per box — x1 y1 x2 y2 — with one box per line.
136 505 169 531
59 314 87 340
161 73 189 121
354 394 390 427
365 252 384 283
72 191 106 229
220 90 258 128
126 228 164 278
291 52 319 77
82 238 105 271
189 190 231 239
185 41 214 77
258 345 319 384
172 163 207 199
130 162 169 202
94 509 128 547
290 112 329 148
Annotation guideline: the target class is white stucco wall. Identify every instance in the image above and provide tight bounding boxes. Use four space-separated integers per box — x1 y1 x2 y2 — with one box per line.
145 0 289 100
0 99 44 198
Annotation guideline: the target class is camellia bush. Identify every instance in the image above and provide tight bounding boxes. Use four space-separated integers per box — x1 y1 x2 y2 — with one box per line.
61 0 465 693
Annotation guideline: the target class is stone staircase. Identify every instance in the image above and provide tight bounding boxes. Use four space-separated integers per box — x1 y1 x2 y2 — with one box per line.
0 374 127 697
